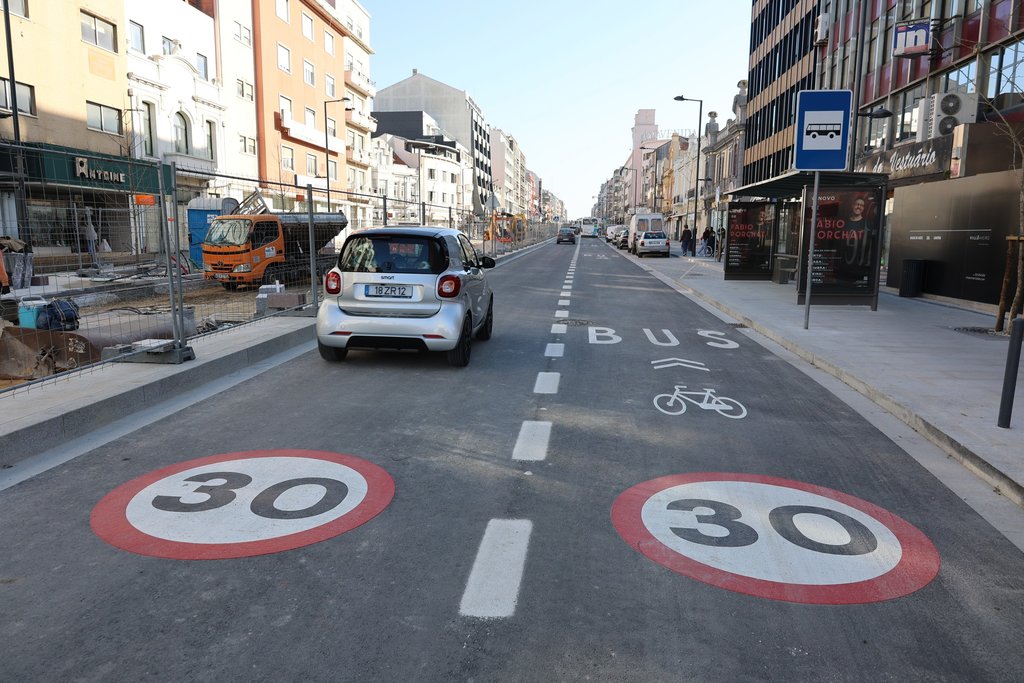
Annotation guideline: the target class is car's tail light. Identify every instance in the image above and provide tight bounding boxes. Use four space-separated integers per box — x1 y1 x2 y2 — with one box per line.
666 239 670 246
640 240 645 247
325 271 342 295
438 275 461 298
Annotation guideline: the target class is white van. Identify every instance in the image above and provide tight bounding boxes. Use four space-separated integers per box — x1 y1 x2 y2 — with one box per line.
628 213 665 254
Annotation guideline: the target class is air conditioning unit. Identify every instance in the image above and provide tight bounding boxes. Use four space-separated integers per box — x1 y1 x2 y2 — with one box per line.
814 14 830 45
930 92 978 137
915 96 934 143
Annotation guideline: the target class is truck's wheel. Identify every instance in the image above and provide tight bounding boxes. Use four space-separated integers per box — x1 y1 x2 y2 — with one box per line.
318 340 348 361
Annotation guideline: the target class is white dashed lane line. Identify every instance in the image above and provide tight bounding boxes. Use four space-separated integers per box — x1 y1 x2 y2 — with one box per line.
551 323 567 334
558 299 570 306
534 372 560 393
545 343 565 357
512 421 552 461
554 310 569 318
459 519 533 618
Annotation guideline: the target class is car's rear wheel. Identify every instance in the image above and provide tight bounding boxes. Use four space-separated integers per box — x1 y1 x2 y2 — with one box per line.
447 315 472 367
318 340 348 362
476 296 493 341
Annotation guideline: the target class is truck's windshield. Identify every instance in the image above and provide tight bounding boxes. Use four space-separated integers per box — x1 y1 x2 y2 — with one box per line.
205 218 252 246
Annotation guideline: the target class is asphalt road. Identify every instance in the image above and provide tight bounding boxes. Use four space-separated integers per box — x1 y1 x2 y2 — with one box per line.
2 238 1022 681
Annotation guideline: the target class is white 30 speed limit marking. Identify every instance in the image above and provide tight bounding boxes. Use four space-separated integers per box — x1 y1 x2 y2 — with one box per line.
92 450 394 560
611 473 940 604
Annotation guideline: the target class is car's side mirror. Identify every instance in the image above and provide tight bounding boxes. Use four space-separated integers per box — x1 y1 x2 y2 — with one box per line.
480 256 496 269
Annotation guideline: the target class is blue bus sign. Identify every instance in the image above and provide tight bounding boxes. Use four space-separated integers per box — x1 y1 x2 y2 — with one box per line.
794 90 853 172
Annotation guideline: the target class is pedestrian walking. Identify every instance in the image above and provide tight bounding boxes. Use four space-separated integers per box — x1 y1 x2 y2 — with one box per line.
681 225 692 256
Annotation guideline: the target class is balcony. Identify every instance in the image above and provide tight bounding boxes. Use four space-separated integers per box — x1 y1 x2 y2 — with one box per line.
346 147 370 166
277 110 343 153
344 68 376 97
163 151 215 174
346 109 377 133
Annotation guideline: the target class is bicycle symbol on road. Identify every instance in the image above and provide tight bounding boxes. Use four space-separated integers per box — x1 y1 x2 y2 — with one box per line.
653 385 747 419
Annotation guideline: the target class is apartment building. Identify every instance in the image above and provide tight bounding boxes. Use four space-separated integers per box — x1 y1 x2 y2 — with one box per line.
0 0 145 254
374 70 493 215
252 0 374 226
125 0 224 204
490 128 527 215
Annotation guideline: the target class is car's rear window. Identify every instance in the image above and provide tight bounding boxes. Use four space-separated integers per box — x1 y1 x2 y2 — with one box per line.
339 235 445 274
643 231 666 239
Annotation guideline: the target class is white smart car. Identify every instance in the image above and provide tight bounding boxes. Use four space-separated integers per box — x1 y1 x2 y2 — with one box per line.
316 227 495 366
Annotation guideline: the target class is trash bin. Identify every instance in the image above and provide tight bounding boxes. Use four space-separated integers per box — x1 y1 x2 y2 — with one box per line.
17 295 46 328
899 259 925 297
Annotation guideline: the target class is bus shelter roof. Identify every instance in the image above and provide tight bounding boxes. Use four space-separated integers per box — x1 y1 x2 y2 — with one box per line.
728 171 889 200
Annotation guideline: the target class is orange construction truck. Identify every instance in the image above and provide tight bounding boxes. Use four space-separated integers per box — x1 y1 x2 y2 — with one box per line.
202 193 348 289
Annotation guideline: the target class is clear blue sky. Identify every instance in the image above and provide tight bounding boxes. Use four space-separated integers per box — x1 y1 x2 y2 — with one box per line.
360 1 752 218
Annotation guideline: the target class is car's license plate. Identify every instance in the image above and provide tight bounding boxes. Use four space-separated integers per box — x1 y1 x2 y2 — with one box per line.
365 284 411 298
214 273 229 280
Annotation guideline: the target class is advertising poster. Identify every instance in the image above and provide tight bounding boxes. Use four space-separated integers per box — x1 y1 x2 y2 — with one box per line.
724 202 774 280
799 187 883 304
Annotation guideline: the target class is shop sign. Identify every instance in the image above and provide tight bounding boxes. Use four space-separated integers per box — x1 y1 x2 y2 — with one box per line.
855 136 951 181
74 157 127 184
893 19 932 58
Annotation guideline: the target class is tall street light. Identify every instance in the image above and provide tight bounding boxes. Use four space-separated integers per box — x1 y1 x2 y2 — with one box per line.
324 97 351 211
674 94 703 256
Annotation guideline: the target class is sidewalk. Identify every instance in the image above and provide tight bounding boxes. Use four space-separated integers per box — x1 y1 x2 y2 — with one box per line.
2 242 1022 510
634 247 1024 508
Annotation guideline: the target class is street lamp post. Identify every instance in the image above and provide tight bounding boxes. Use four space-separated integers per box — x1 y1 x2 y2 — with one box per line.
323 97 351 212
674 95 703 256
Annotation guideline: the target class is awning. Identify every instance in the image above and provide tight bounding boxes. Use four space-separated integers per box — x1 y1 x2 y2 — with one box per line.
728 171 889 200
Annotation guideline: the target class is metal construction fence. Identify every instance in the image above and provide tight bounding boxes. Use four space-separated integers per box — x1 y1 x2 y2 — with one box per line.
0 147 557 396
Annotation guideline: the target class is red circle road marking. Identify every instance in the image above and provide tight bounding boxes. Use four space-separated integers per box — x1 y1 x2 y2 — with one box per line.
611 472 940 604
91 450 395 560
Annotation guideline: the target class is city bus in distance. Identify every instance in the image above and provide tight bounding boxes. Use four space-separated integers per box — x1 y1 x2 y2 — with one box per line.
579 217 601 238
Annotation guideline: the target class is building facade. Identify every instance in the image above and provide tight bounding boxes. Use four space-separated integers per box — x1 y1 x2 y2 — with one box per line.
490 128 527 215
251 0 374 226
743 0 817 186
374 70 493 215
819 0 1024 304
0 0 158 257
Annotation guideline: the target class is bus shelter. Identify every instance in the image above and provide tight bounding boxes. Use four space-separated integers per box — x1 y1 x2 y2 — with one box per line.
727 171 889 309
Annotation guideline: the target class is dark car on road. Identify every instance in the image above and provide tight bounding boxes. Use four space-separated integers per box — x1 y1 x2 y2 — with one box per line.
556 227 576 244
616 229 629 249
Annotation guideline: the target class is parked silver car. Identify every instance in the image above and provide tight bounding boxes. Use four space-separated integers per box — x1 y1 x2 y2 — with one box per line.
316 227 495 366
635 230 670 257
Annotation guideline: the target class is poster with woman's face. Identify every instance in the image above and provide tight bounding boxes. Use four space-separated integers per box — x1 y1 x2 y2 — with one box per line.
802 188 882 294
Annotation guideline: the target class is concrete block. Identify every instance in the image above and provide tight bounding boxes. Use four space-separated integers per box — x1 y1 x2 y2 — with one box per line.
266 292 307 309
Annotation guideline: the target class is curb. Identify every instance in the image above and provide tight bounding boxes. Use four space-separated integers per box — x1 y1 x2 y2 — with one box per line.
0 320 315 469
